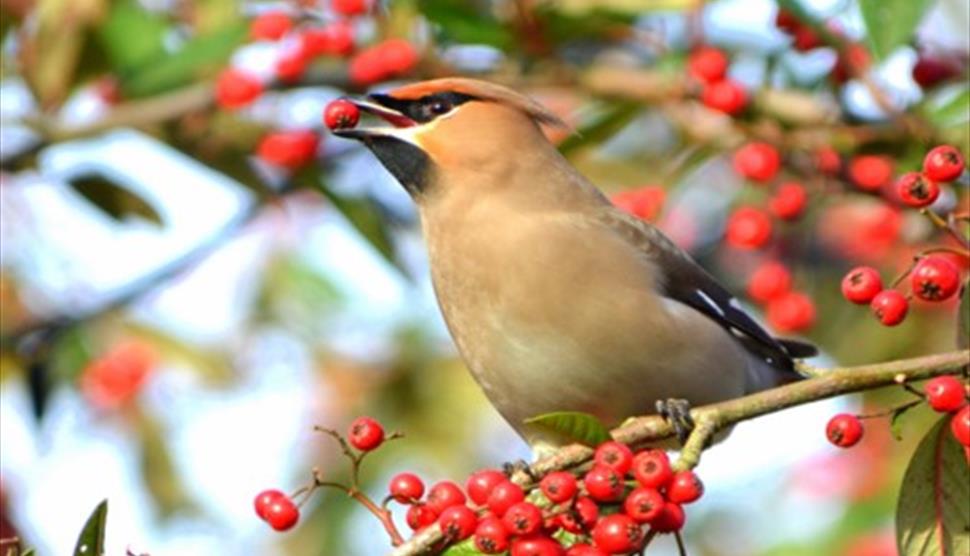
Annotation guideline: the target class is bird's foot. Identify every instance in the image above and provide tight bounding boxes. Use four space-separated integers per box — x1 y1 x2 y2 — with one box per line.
656 398 695 446
503 459 538 482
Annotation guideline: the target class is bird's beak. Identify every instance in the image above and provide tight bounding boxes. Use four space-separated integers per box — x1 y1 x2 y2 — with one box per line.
331 94 417 140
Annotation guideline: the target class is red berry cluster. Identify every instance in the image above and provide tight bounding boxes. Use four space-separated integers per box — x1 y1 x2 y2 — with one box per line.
825 375 969 449
895 145 965 209
687 46 747 115
254 489 300 531
611 185 666 222
387 441 702 555
774 9 870 85
80 339 157 410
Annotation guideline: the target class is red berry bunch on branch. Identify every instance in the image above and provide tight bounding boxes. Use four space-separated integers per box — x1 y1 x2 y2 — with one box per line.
687 46 747 115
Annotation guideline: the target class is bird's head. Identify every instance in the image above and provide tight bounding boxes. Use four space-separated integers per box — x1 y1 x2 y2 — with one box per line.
332 77 567 199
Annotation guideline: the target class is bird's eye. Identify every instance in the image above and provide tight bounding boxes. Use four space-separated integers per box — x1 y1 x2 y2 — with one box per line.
421 98 452 119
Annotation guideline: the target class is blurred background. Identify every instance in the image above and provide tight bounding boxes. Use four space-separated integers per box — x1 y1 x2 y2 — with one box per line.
0 0 967 554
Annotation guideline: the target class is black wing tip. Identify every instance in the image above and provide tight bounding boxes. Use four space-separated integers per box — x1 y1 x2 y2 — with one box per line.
778 338 818 359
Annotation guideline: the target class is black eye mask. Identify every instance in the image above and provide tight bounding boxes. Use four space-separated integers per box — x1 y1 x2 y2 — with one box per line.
367 92 476 124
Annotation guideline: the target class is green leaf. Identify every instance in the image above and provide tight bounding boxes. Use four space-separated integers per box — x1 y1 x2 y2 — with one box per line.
895 416 970 556
97 0 169 73
440 539 486 556
524 411 611 447
558 102 642 156
73 499 107 556
858 0 933 60
925 87 970 130
122 21 247 97
958 280 969 349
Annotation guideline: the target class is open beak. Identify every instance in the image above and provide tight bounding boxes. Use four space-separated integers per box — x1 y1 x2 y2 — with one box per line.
331 95 417 140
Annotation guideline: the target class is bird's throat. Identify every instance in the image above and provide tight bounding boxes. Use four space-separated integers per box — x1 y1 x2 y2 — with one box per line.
361 135 432 197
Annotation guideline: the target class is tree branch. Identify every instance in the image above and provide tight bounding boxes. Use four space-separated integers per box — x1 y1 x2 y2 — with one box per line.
388 349 970 556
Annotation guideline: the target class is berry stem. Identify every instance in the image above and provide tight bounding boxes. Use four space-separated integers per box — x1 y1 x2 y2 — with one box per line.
921 208 970 249
855 399 922 420
674 530 689 556
311 469 406 546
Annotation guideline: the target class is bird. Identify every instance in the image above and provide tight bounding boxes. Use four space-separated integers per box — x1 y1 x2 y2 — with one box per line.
333 77 816 455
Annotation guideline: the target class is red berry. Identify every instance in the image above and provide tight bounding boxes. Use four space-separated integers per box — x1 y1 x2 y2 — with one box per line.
841 266 883 304
896 172 940 208
611 186 665 221
406 504 438 531
769 182 807 220
911 256 961 302
466 469 507 506
870 289 908 326
540 471 578 504
582 465 624 502
952 406 970 447
832 44 871 84
332 0 369 16
254 489 285 520
622 487 664 523
665 471 704 504
631 450 672 489
848 155 894 191
324 99 361 131
815 147 842 175
767 291 815 332
302 22 355 57
775 9 800 33
275 51 307 83
474 517 511 554
438 505 478 541
792 26 822 51
688 47 729 83
592 514 642 554
348 416 384 451
486 481 525 517
80 340 156 410
923 145 965 182
389 472 425 504
348 39 419 86
650 502 686 533
574 497 600 528
502 502 544 536
725 206 772 249
426 480 466 514
924 376 967 413
264 494 300 531
748 261 792 303
912 57 961 89
215 69 263 109
566 545 607 556
701 79 747 115
250 11 292 41
826 413 863 448
733 142 781 183
256 130 319 169
510 536 565 556
593 441 634 475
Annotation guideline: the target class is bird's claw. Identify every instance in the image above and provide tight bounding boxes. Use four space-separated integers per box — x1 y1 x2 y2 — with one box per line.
656 398 694 445
503 459 538 482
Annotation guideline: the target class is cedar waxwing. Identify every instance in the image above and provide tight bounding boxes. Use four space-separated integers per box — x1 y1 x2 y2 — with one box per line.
334 78 816 453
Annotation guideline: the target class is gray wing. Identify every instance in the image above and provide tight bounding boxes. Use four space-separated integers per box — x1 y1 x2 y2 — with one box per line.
595 208 813 373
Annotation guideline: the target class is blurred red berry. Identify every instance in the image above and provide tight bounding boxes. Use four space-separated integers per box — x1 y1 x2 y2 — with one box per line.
611 186 665 221
826 413 863 448
631 450 672 489
406 503 438 531
792 27 822 51
474 517 511 554
275 51 308 83
832 44 870 83
80 340 156 410
510 536 566 556
566 545 607 556
502 502 543 536
815 147 842 175
254 489 286 520
748 261 792 304
302 21 355 57
688 47 729 83
848 155 894 191
725 207 772 249
952 406 970 447
250 11 292 41
775 9 800 34
651 502 686 533
438 505 478 541
769 182 807 220
896 172 940 208
264 494 300 531
912 56 961 89
701 79 747 115
332 0 368 16
257 130 319 169
540 471 578 504
593 441 634 475
733 142 781 182
841 266 883 305
486 481 525 517
389 473 425 504
666 471 704 504
870 289 908 326
592 514 642 554
466 469 506 506
923 145 965 182
767 291 815 332
215 69 263 109
911 256 961 302
583 465 624 502
348 416 385 451
349 39 418 86
623 487 664 523
924 376 967 413
427 480 466 514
